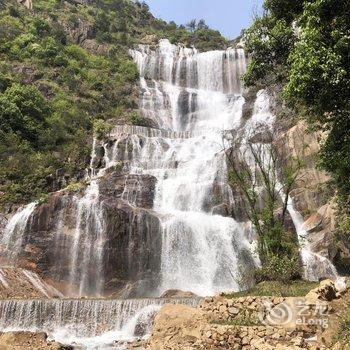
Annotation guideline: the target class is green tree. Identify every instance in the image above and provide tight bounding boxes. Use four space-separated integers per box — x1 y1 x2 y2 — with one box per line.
243 16 294 86
186 19 197 33
0 84 50 146
226 135 302 281
244 0 350 195
284 0 350 194
264 0 304 22
197 19 209 30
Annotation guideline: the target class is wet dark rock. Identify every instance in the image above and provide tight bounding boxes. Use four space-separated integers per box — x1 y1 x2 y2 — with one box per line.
248 129 274 144
99 171 157 209
212 203 230 217
242 87 259 120
3 171 161 297
177 90 192 130
95 146 105 158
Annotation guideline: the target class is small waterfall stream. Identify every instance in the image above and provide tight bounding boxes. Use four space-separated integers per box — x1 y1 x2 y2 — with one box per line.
286 198 339 281
1 202 37 263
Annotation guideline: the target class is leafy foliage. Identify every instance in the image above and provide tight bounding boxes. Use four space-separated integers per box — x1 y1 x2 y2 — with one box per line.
243 16 295 87
227 137 302 281
0 0 228 207
263 0 304 23
244 0 350 196
255 255 301 283
93 119 113 141
225 280 319 298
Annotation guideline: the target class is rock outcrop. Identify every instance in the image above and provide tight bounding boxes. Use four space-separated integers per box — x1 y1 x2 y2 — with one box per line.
0 332 70 350
305 279 339 302
0 167 162 297
277 121 330 216
147 304 206 350
0 267 62 299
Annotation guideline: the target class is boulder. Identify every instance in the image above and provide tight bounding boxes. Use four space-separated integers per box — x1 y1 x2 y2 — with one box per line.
147 304 206 350
0 331 71 350
0 267 62 299
160 290 198 298
305 279 338 302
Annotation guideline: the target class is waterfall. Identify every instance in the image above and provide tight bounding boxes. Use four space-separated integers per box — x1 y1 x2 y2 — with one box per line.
119 39 256 296
1 202 36 263
241 90 339 282
0 39 340 298
130 39 246 132
68 138 108 297
286 198 339 281
69 180 106 297
0 297 201 349
0 38 342 348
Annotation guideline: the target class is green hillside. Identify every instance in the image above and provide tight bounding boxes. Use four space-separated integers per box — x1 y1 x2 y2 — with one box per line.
0 0 228 207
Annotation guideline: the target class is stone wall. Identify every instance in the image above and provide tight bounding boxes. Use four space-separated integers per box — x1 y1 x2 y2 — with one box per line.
200 296 287 323
147 299 319 350
201 324 307 350
147 281 342 350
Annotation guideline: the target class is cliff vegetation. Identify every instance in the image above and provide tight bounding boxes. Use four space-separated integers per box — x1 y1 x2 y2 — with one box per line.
243 0 350 277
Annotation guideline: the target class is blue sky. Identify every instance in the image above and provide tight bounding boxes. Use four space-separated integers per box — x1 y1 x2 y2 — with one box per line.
145 0 264 39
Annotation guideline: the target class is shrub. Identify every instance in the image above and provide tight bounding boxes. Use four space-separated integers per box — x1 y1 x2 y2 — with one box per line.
93 119 113 140
1 84 50 147
255 255 302 283
63 182 86 193
128 112 151 127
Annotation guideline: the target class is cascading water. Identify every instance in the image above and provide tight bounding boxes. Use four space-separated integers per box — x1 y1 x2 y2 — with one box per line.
0 298 201 349
0 202 36 263
121 39 256 296
69 179 106 297
286 198 339 281
0 38 343 349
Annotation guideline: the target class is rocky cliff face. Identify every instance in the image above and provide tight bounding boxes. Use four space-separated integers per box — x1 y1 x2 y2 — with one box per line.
0 166 162 297
276 121 342 272
277 121 331 216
